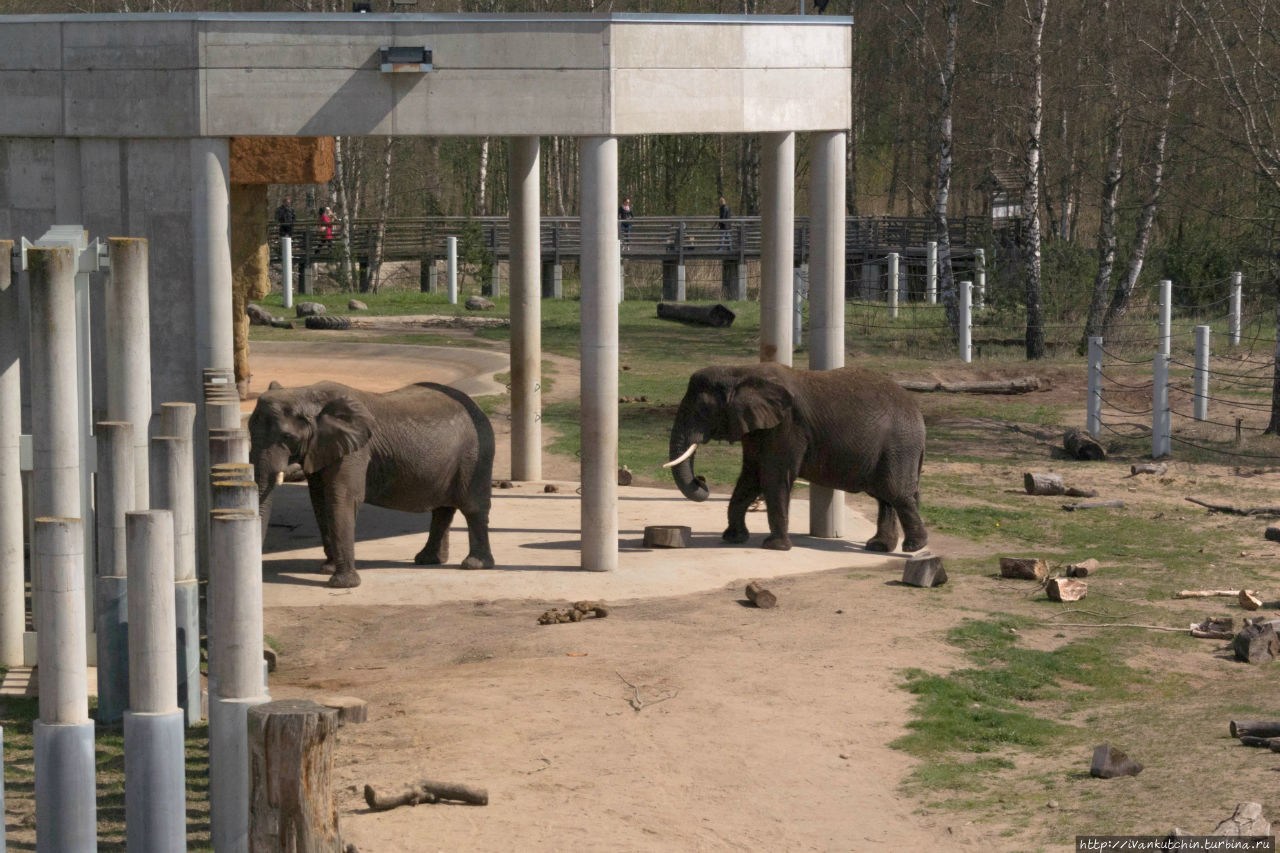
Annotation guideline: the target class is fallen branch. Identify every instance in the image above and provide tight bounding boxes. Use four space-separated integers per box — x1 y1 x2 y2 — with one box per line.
1175 589 1243 599
306 314 509 331
897 376 1042 394
1062 500 1124 511
616 671 679 713
363 780 489 811
1185 497 1280 517
1050 622 1186 632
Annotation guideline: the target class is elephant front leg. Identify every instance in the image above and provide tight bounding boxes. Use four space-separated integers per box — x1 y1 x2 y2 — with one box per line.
307 476 337 574
415 507 455 565
459 508 496 570
723 460 762 544
865 499 901 552
759 471 794 551
323 469 366 588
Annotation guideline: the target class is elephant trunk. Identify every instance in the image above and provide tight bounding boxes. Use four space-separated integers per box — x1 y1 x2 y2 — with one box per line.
253 446 289 543
669 422 709 502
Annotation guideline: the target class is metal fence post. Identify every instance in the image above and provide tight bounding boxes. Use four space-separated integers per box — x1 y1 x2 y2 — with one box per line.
1194 325 1210 422
959 280 972 363
887 252 899 319
926 240 937 304
281 236 293 310
1087 337 1102 439
446 235 458 305
1230 271 1242 346
1159 278 1172 356
1153 351 1170 458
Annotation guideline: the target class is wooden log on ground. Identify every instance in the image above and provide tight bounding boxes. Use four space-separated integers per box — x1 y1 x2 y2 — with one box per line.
643 525 691 548
1130 462 1168 476
1024 473 1064 495
1064 428 1106 461
617 466 633 486
1230 720 1280 739
745 582 777 609
898 377 1042 394
315 695 368 726
1232 622 1280 664
1046 578 1087 602
305 314 509 331
1238 736 1280 748
1062 500 1124 511
1067 558 1100 578
1186 497 1280 517
901 555 948 587
249 699 341 852
1266 526 1280 543
1239 590 1263 611
655 302 736 328
1175 589 1241 599
363 780 489 811
1090 744 1143 778
1000 557 1048 581
1190 617 1233 640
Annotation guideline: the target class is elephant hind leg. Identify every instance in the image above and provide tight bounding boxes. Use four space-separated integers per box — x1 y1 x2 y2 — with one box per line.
459 507 495 570
865 499 900 552
415 507 456 566
896 493 928 553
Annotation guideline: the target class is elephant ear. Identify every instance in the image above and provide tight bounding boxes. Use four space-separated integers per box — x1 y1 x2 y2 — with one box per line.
302 394 374 474
728 378 792 438
268 380 283 391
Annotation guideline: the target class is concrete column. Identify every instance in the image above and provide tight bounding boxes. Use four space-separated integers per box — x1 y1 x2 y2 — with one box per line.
1159 279 1172 357
161 402 197 442
509 136 542 482
1153 352 1170 458
541 261 562 299
107 238 153 509
281 236 293 311
661 260 686 301
887 252 899 318
209 428 250 467
1087 337 1102 439
760 132 795 365
33 517 96 853
206 400 242 432
959 281 973 363
151 433 200 725
1230 272 1242 346
27 246 82 520
1194 325 1210 422
94 421 134 725
579 137 620 572
926 241 938 304
209 511 270 853
192 139 235 378
807 131 847 539
447 236 458 304
124 510 187 853
0 240 23 666
212 479 259 514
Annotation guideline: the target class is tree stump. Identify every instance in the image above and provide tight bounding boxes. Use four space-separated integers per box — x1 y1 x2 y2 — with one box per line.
1232 622 1280 664
1046 578 1087 602
1130 462 1167 476
1066 558 1100 578
1024 472 1065 495
249 699 341 853
744 582 777 609
901 555 947 587
643 526 691 548
315 696 368 727
1238 590 1262 611
1265 525 1280 543
1064 428 1106 461
1000 557 1048 581
1090 743 1142 778
1230 720 1280 739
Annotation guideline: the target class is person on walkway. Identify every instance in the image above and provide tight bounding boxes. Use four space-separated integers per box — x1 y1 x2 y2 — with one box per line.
717 196 732 250
319 206 335 251
275 196 296 239
618 196 634 248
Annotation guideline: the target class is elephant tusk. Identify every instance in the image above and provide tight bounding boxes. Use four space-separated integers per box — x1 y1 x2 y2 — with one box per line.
275 471 285 485
662 443 698 469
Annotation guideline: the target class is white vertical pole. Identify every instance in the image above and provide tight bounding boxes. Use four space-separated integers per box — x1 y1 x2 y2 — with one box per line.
1159 278 1172 357
94 421 134 725
926 241 937 304
1087 337 1102 439
760 131 795 365
887 252 899 319
959 280 972 363
617 237 624 303
152 428 201 726
974 248 986 309
579 136 620 571
107 237 152 510
1153 352 1170 458
509 136 542 482
1230 271 1242 347
808 130 846 539
447 236 458 305
192 139 235 381
281 236 293 310
0 240 23 666
1194 325 1210 422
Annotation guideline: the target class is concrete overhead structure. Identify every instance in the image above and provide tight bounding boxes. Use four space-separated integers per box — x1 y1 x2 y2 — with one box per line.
0 12 851 569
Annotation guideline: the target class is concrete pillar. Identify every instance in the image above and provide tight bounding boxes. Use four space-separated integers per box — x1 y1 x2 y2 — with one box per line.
926 241 938 304
1087 337 1102 439
209 428 250 467
578 136 620 572
151 428 200 726
1159 278 1172 357
0 240 23 666
107 238 153 510
209 511 270 853
33 517 96 853
887 252 899 318
1230 272 1242 346
1194 325 1210 422
192 139 235 379
721 260 747 301
807 131 847 539
662 260 686 301
959 281 973 363
541 261 562 299
281 236 293 311
94 421 134 725
1153 352 1171 458
124 510 187 853
447 236 458 304
161 402 197 442
212 479 259 514
509 137 542 482
760 132 795 365
206 400 242 432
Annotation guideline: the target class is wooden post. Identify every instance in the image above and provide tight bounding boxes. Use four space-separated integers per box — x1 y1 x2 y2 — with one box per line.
248 699 341 852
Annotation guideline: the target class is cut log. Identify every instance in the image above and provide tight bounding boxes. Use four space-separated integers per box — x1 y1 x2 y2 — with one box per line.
1024 472 1064 495
745 582 777 609
898 377 1042 394
315 695 368 726
364 780 489 811
617 466 633 486
1063 487 1099 498
1130 462 1168 476
305 314 509 331
1175 589 1241 599
1046 578 1087 602
655 302 736 328
1062 500 1124 511
1064 429 1106 461
1190 617 1233 640
1232 622 1280 664
1090 744 1143 778
1000 557 1048 581
248 699 341 853
1238 590 1263 611
901 555 948 588
643 525 691 548
1230 720 1280 739
1266 526 1280 543
1066 558 1100 578
1212 803 1271 837
1237 736 1280 748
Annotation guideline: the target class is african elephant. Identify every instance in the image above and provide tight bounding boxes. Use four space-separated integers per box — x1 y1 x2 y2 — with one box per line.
665 363 927 553
249 380 496 587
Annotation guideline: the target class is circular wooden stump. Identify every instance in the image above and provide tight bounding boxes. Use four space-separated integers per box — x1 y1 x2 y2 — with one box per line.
643 525 691 548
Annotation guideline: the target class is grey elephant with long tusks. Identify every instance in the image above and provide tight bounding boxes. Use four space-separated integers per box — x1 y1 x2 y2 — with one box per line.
665 363 928 553
249 379 496 587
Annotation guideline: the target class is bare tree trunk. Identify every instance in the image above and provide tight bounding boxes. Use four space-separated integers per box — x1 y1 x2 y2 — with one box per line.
935 0 960 334
369 137 395 293
477 136 490 216
1023 0 1048 360
1103 7 1180 338
332 135 357 289
551 137 566 217
1082 0 1125 348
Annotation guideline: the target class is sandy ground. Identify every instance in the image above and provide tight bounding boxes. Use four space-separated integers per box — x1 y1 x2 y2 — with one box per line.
249 340 983 851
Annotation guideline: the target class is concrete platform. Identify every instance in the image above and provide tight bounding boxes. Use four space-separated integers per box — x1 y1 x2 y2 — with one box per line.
263 481 904 608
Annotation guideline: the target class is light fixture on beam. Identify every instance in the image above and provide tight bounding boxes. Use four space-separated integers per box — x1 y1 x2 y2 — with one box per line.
380 45 433 73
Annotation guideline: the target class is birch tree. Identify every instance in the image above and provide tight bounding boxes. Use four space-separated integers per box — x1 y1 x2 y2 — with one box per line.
1023 0 1048 359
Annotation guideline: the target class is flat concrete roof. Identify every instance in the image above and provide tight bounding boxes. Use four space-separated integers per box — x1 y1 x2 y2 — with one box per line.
0 13 852 138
